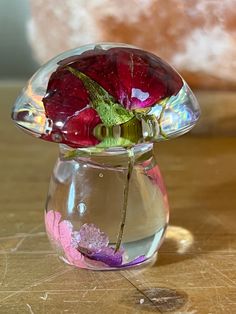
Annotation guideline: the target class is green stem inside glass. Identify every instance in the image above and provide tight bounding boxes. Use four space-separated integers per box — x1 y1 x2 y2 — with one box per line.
115 147 134 252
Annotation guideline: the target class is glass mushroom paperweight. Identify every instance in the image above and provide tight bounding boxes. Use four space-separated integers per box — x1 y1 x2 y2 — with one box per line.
12 43 200 270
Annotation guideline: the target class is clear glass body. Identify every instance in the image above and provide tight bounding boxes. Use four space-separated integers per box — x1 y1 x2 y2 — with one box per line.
11 42 199 270
45 144 169 270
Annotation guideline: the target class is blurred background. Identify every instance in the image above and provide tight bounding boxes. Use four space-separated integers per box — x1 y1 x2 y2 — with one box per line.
0 0 236 132
0 0 37 80
0 2 236 312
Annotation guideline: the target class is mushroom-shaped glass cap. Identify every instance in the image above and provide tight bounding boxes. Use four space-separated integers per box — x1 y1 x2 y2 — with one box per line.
12 43 200 149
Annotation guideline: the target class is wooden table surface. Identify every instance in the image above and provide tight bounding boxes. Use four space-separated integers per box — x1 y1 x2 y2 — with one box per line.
0 85 236 313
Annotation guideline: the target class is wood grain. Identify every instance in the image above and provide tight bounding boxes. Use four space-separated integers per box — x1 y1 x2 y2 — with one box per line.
0 85 236 313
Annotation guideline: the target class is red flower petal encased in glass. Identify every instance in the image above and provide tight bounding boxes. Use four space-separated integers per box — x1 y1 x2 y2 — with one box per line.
12 43 200 149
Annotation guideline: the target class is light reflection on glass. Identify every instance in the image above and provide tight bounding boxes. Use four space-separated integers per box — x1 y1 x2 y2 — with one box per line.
67 180 75 214
77 202 87 216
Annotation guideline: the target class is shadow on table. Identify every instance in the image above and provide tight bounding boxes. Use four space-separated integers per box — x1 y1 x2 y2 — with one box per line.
121 286 188 313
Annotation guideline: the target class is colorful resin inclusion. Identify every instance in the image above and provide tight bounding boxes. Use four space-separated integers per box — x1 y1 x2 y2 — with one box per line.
12 43 200 150
45 210 146 268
